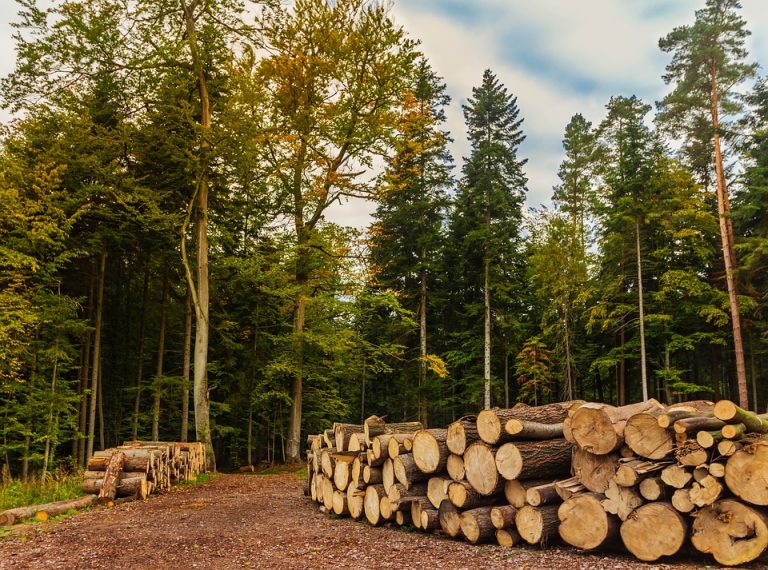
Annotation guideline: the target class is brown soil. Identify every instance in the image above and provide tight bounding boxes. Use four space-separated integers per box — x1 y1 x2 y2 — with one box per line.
0 473 738 569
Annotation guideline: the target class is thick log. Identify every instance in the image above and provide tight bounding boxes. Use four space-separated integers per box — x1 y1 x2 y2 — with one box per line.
427 476 450 509
495 438 571 480
671 488 695 513
420 507 440 531
447 480 502 509
373 434 409 460
490 505 518 529
692 499 768 566
333 423 363 452
525 482 561 507
614 458 670 487
334 461 351 491
438 498 463 538
323 429 336 449
477 401 578 445
387 436 405 459
364 484 386 526
504 419 564 440
623 411 673 460
388 482 427 505
346 482 365 520
364 417 422 446
696 429 723 448
362 465 382 485
713 401 768 433
571 448 620 493
86 454 151 473
496 528 522 547
620 502 688 562
661 464 692 489
446 454 465 482
347 433 367 452
411 429 449 474
81 473 148 499
0 495 97 526
446 416 479 455
554 476 586 501
332 490 349 516
504 478 550 508
515 504 560 546
638 477 666 501
382 458 395 494
460 506 497 544
570 399 664 455
725 438 768 505
675 439 708 467
601 480 642 521
463 442 500 496
394 454 427 489
320 449 335 478
321 476 334 511
689 475 723 507
558 493 619 551
98 450 126 503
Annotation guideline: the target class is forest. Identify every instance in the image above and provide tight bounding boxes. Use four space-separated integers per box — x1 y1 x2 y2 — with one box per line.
0 0 766 476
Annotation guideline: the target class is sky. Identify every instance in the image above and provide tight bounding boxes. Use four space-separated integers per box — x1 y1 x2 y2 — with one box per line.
1 1 767 229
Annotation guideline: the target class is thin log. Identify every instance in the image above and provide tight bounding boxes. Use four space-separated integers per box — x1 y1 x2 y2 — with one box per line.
525 482 561 507
638 477 666 501
490 505 518 529
713 401 768 433
1 495 97 526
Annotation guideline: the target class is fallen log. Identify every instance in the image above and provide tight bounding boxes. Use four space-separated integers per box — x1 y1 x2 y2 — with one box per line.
411 429 449 474
446 416 478 455
570 400 664 455
0 495 97 526
558 493 619 550
515 504 560 546
460 506 497 544
691 499 768 566
620 502 688 562
98 450 126 504
494 438 572 480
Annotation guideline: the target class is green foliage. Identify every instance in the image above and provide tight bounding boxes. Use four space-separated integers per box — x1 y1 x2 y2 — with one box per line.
515 337 553 406
0 469 84 512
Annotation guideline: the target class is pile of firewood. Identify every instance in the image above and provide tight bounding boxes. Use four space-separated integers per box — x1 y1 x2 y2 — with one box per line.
82 441 206 502
306 400 768 567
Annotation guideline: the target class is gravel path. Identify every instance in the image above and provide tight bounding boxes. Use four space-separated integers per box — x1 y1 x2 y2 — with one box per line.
0 473 730 569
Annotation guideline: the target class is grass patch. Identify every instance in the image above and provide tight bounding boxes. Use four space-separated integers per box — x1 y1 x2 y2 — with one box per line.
178 472 214 487
0 469 84 512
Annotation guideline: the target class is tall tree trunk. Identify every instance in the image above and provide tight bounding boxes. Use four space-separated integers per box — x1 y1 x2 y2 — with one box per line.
750 335 758 413
77 265 96 466
42 357 59 479
98 360 104 451
483 259 492 409
132 264 150 440
152 271 169 441
636 219 648 401
419 261 428 425
563 301 574 400
181 0 214 470
247 401 253 466
710 58 748 407
21 432 30 483
618 327 626 406
504 350 510 408
181 285 192 442
87 251 106 462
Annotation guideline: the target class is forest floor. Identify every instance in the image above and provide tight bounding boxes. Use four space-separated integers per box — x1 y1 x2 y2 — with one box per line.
0 470 738 569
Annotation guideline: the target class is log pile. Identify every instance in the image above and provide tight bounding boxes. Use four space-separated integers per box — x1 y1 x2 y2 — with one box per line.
82 441 206 501
306 400 768 566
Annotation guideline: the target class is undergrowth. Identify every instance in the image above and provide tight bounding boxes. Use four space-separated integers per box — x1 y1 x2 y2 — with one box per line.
0 468 84 512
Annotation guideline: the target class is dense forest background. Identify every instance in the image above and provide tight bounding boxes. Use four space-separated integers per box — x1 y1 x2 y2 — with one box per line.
0 0 766 475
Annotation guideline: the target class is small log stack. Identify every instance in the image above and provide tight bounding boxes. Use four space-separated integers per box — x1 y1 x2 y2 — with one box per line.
82 441 207 501
307 400 768 567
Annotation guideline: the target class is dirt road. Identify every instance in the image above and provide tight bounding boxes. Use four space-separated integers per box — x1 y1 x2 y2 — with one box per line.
0 473 722 569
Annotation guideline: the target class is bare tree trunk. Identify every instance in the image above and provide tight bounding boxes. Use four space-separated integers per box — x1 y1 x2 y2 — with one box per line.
247 401 253 466
181 286 192 442
21 433 30 483
98 359 104 451
77 265 96 466
484 259 492 409
132 264 150 440
419 263 428 425
504 350 510 408
618 327 626 406
42 357 59 479
152 271 169 441
563 301 574 401
710 58 748 407
87 251 106 462
181 0 214 470
636 219 648 401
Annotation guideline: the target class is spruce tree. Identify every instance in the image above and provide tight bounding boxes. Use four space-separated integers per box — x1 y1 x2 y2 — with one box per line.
449 69 527 409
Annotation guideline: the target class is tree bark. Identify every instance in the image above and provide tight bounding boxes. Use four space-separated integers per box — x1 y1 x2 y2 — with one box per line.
87 251 106 462
180 285 192 442
132 262 150 441
619 502 687 562
152 271 169 441
483 259 491 409
710 58 748 408
180 0 214 471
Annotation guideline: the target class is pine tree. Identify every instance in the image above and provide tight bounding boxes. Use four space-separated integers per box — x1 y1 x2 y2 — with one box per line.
658 0 757 407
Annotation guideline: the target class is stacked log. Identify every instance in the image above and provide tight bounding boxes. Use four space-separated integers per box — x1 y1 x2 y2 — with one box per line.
306 399 768 567
82 441 206 500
